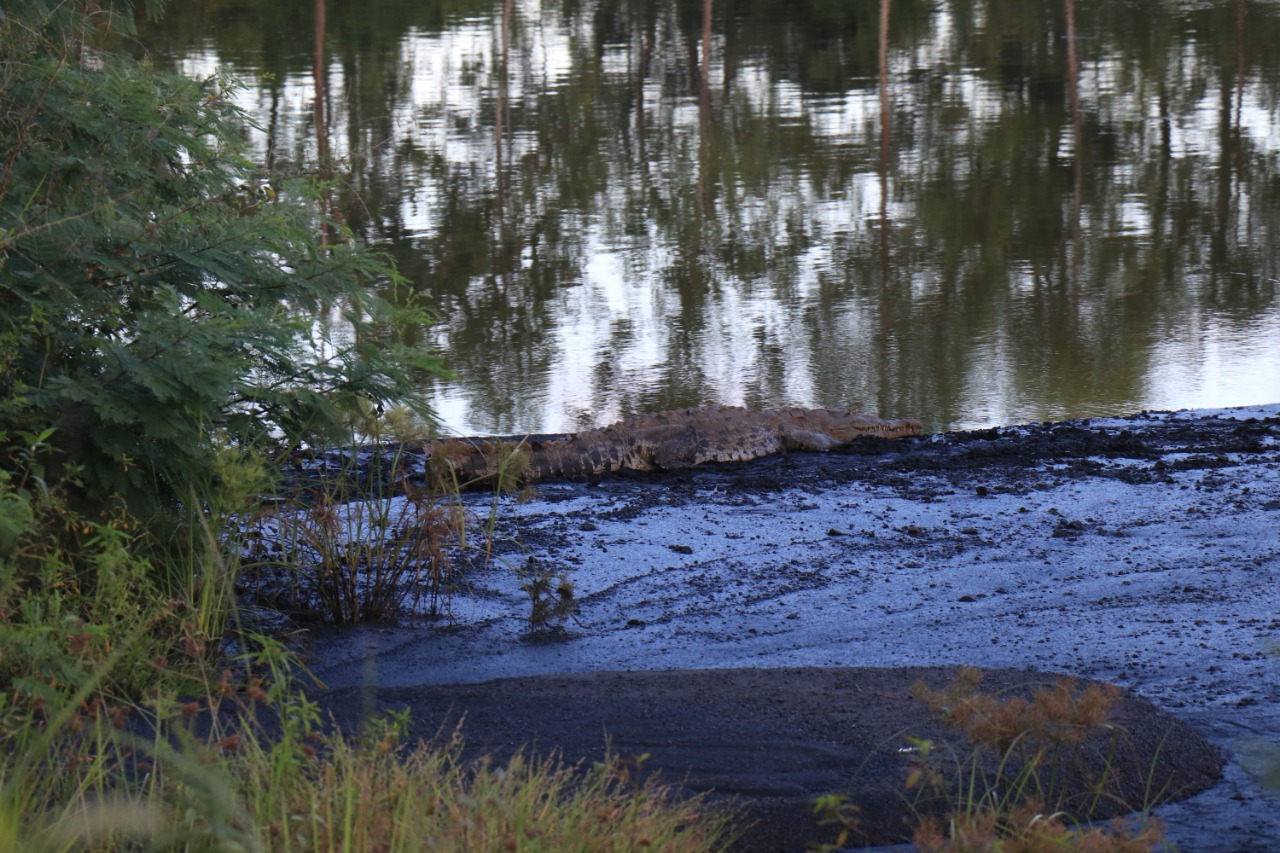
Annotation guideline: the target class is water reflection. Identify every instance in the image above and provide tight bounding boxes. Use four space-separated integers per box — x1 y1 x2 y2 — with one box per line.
138 0 1280 435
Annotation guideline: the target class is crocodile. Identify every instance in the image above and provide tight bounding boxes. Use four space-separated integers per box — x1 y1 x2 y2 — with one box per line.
426 405 922 488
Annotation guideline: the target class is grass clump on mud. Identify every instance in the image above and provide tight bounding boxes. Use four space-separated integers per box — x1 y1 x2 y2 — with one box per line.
243 409 474 625
814 666 1170 852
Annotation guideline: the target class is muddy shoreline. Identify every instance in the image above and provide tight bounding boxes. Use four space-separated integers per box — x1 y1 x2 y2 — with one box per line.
290 405 1280 850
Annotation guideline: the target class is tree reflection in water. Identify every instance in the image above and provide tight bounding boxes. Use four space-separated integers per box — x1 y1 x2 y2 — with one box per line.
138 0 1280 435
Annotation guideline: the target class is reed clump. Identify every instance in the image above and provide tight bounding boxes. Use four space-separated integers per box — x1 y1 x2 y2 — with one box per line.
241 408 553 626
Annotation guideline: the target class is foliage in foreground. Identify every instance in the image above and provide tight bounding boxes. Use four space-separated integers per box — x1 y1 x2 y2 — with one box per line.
0 633 734 853
0 0 448 693
0 0 441 536
252 731 733 852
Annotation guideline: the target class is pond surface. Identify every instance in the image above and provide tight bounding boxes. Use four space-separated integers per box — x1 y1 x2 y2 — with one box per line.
138 0 1280 436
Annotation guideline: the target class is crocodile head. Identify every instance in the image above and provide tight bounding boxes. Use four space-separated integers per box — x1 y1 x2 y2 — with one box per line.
803 408 923 442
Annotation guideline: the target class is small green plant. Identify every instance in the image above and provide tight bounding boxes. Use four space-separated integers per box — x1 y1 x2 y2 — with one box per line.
809 793 863 852
517 556 580 638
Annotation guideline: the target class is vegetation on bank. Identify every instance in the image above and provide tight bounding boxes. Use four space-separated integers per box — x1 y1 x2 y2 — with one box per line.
0 0 728 849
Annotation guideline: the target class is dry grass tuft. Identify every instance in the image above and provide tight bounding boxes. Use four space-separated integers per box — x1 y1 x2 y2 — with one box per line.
817 669 1164 852
912 801 1165 852
900 669 1162 852
912 666 1124 754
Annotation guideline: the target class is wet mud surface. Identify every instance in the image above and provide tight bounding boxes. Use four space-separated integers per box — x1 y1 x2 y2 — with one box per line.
295 406 1280 851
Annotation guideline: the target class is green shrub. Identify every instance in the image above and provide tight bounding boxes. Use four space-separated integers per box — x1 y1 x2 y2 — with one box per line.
0 0 442 525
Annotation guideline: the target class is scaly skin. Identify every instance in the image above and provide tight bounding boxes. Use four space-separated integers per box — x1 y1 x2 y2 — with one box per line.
426 405 922 488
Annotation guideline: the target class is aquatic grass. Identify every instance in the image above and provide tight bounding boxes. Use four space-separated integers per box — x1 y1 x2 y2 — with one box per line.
424 436 532 497
424 433 536 564
253 482 468 623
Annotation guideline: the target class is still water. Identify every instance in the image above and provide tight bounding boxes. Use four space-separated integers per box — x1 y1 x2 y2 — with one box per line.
138 0 1280 435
